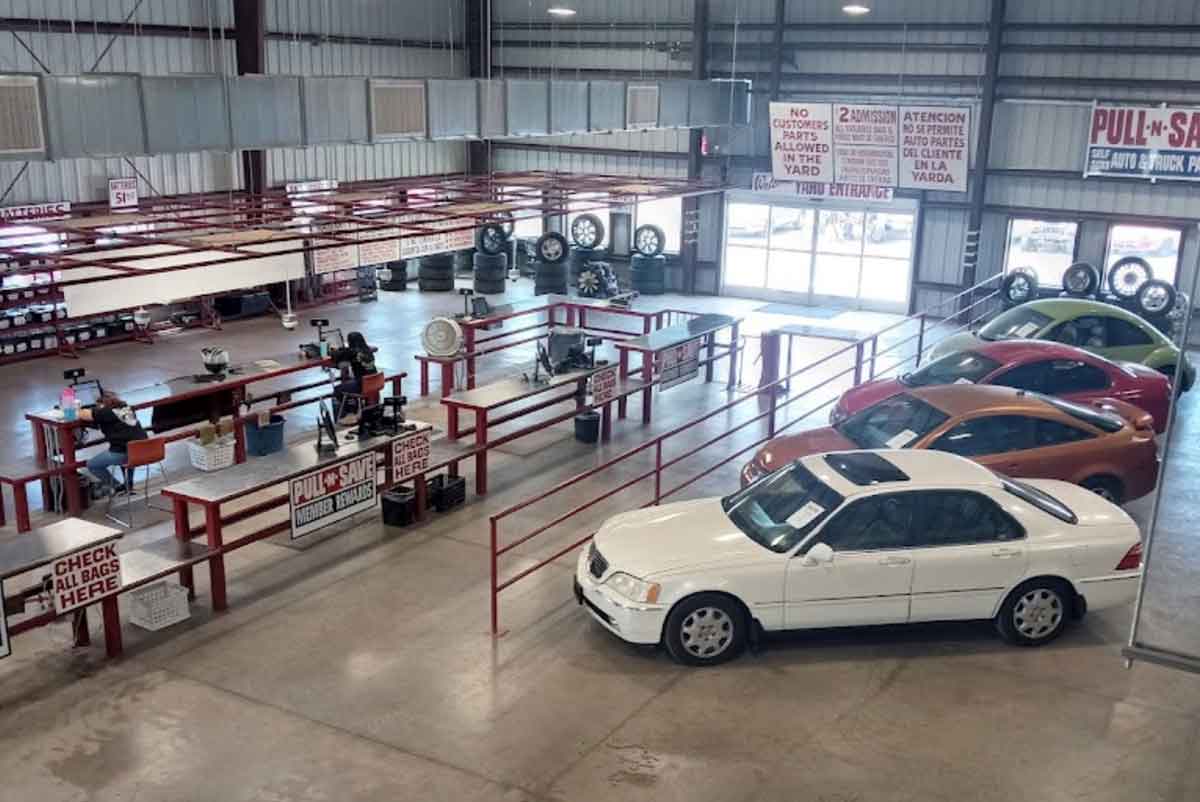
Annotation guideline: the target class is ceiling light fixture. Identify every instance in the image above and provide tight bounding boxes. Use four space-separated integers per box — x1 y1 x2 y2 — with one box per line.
842 4 871 15
547 6 577 16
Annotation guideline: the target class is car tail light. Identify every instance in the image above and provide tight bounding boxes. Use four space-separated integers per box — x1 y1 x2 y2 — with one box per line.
1115 541 1143 571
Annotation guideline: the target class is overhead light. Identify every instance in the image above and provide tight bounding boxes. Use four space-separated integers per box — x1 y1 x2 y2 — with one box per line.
547 6 576 16
842 4 871 15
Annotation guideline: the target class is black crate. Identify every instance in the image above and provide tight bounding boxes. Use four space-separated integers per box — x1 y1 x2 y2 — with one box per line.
382 488 417 527
429 474 466 512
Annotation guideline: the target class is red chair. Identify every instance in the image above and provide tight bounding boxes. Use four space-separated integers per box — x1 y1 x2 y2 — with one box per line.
105 437 169 527
337 372 386 421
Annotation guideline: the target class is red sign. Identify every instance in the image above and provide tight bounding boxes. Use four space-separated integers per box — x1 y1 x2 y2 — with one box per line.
769 102 833 182
51 542 123 614
0 201 71 222
290 453 378 540
1085 103 1200 182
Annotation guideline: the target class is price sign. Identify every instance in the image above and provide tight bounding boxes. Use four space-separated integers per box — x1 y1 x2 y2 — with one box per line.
108 178 138 210
659 339 701 390
592 366 618 405
392 429 432 484
51 542 123 615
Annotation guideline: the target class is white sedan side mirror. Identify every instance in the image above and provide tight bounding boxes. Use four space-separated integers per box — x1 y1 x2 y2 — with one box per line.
802 542 835 566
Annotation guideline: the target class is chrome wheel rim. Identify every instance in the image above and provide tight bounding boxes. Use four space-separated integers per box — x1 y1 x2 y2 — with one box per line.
679 606 734 658
1142 286 1170 314
1113 266 1148 297
540 238 564 262
1065 270 1090 293
636 228 661 254
1013 588 1064 640
1009 275 1032 302
572 217 599 248
481 228 504 252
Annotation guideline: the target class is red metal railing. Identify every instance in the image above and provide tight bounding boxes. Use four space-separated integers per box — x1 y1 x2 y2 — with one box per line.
486 278 1004 633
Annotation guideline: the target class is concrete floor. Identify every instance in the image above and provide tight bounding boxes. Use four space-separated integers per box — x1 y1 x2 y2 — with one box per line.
1 278 1199 802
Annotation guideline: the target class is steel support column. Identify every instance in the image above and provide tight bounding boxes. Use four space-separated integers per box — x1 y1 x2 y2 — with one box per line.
233 0 266 195
466 0 491 176
962 0 1006 290
683 0 710 294
769 0 787 101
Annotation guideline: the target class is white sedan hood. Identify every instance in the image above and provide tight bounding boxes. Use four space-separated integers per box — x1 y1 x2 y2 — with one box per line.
592 498 770 579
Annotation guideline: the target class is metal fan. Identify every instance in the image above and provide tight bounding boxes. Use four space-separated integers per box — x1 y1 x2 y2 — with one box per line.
422 317 464 357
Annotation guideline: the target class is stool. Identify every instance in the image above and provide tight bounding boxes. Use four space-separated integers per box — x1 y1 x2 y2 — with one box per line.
106 438 170 528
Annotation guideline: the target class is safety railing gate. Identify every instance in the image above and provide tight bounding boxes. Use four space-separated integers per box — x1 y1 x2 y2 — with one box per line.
488 277 1003 633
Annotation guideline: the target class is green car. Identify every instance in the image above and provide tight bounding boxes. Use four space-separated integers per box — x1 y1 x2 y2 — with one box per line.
931 298 1195 391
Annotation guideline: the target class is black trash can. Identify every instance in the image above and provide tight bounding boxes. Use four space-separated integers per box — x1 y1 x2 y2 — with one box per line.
574 410 601 444
382 488 417 527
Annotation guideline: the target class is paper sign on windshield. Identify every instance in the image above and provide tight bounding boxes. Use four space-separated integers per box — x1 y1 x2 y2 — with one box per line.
954 377 974 385
885 429 918 449
1015 322 1040 337
786 501 826 529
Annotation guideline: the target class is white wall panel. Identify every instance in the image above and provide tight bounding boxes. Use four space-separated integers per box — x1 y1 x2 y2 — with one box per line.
917 207 969 286
987 174 1200 221
988 101 1089 172
492 146 686 179
1006 0 1200 24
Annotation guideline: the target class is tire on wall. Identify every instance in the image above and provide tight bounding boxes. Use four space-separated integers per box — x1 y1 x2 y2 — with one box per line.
1107 256 1152 300
1136 279 1177 319
569 213 605 249
633 223 666 257
1000 267 1039 306
1061 261 1099 297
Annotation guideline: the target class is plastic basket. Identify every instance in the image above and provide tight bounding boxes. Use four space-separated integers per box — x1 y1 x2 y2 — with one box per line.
129 581 191 631
189 436 236 472
245 415 286 457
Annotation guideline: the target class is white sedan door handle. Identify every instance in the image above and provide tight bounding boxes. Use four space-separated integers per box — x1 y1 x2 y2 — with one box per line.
991 547 1022 558
878 556 912 566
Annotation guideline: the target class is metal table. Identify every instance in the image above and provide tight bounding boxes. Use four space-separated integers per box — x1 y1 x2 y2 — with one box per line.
0 518 124 657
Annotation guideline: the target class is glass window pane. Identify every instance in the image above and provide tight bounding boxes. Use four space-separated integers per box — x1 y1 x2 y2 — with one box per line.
817 210 865 255
860 257 909 304
767 249 811 294
863 212 914 258
504 186 543 239
1107 224 1181 285
635 197 682 253
727 203 770 248
725 245 768 288
812 253 861 298
1004 218 1078 287
769 207 814 251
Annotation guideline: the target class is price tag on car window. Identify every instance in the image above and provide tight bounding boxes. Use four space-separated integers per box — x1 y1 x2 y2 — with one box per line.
885 429 918 448
954 377 973 385
786 501 825 529
1015 322 1040 337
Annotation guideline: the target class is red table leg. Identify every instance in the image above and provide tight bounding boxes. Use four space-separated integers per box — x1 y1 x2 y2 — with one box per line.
414 472 427 521
14 483 31 533
419 361 430 397
474 409 488 495
173 498 195 599
73 608 91 647
0 485 6 528
601 402 612 441
464 327 477 390
31 419 52 506
204 502 227 612
644 316 652 335
579 309 587 330
440 362 455 398
641 352 654 425
617 350 630 420
59 424 82 515
232 417 247 464
566 306 577 326
101 596 123 658
446 403 460 439
728 322 741 390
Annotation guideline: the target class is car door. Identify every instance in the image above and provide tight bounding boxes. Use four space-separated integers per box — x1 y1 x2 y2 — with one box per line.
924 414 1036 477
785 493 915 629
1103 317 1157 364
1040 358 1113 406
908 490 1029 622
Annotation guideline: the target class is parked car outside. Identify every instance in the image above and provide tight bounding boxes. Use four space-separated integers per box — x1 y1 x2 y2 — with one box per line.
929 298 1194 391
576 449 1142 665
742 384 1159 504
830 340 1171 433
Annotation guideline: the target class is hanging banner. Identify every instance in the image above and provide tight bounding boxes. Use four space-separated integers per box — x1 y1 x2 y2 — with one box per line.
309 224 361 274
290 452 379 540
397 214 475 259
1084 104 1200 182
832 104 899 188
51 542 123 615
769 102 833 183
898 106 970 191
357 226 401 266
751 173 895 202
0 201 71 222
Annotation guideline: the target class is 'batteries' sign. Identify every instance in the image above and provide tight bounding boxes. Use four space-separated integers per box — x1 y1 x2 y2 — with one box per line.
290 453 379 540
51 542 123 615
1085 103 1200 182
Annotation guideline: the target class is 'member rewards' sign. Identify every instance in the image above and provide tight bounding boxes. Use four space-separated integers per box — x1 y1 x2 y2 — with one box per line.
290 453 378 540
1085 103 1200 182
51 542 123 615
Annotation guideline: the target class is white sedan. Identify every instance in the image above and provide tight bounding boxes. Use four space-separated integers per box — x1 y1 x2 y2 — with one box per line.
574 449 1142 666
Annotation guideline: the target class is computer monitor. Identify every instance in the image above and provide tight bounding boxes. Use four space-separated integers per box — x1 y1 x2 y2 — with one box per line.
72 380 103 408
322 328 345 351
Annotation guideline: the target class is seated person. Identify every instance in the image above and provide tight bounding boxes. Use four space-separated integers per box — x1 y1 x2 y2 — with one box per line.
331 331 378 423
78 392 148 496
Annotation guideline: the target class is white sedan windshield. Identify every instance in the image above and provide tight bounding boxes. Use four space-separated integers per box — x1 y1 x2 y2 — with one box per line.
722 462 844 553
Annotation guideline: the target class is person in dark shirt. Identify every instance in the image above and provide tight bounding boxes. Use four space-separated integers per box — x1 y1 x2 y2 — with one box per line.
331 331 378 423
79 392 148 495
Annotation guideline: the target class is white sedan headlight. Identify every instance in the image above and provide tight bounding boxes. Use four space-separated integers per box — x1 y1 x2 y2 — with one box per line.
604 572 661 604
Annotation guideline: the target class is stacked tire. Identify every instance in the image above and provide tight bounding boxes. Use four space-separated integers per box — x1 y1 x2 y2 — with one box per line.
533 260 568 295
378 260 407 291
453 249 475 276
473 251 507 295
570 247 604 282
631 254 666 295
418 253 455 292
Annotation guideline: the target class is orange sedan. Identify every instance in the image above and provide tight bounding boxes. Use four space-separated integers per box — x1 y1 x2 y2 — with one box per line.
742 385 1159 504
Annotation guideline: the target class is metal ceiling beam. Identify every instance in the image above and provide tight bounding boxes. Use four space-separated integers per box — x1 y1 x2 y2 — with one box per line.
769 0 786 101
684 0 710 296
964 0 1006 292
466 0 490 176
233 0 266 196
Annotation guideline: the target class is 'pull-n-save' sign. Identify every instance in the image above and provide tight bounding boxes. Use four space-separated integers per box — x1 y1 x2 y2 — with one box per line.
290 453 379 540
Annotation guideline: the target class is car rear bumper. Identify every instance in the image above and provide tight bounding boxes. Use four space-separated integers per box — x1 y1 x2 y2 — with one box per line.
574 553 666 646
1076 573 1140 612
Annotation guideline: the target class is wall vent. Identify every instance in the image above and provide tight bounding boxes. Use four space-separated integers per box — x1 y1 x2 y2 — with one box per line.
626 84 660 130
370 80 427 141
0 75 45 157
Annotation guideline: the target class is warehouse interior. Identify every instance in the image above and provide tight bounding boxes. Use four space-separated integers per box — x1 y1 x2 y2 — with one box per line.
1 1 1199 800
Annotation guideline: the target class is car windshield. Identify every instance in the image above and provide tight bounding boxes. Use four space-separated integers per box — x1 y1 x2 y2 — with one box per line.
834 393 950 449
1037 394 1124 433
1002 476 1077 524
722 462 844 554
900 351 1001 387
979 307 1053 342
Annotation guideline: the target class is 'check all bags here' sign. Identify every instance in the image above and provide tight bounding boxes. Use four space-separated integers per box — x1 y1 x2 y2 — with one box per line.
290 453 379 540
52 542 123 615
1085 103 1200 182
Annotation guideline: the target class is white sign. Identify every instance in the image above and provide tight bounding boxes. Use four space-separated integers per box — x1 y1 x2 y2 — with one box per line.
0 201 71 222
592 366 619 405
0 601 9 660
659 339 702 390
107 178 138 210
290 452 379 540
833 104 899 188
392 430 432 485
1084 103 1200 182
786 501 826 530
751 173 895 202
286 179 339 195
310 224 361 275
885 429 919 449
51 541 123 615
898 105 970 192
770 102 833 182
357 226 401 266
397 214 475 259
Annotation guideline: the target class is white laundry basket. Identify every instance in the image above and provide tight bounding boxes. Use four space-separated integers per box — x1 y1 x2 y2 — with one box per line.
129 581 191 631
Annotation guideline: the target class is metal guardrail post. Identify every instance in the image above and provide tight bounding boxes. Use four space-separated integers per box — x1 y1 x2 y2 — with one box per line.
654 441 663 504
768 386 778 437
490 519 499 635
853 341 864 386
915 314 926 367
869 335 878 380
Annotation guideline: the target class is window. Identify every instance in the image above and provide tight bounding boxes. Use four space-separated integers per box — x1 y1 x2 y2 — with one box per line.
815 494 915 552
901 351 1002 388
1107 318 1153 347
1107 224 1181 286
504 186 544 239
979 306 1053 341
634 196 681 254
823 452 910 486
1033 418 1094 447
722 462 844 554
913 491 1023 547
1004 218 1079 287
1042 360 1109 394
991 362 1049 393
930 415 1034 457
835 394 950 450
1048 316 1108 348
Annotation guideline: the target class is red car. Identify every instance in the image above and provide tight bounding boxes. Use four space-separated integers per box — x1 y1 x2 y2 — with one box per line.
829 340 1171 434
